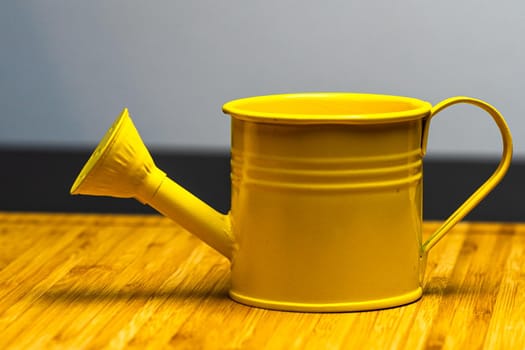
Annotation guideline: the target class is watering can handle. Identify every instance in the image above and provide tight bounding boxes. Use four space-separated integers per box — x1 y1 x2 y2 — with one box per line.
420 96 513 254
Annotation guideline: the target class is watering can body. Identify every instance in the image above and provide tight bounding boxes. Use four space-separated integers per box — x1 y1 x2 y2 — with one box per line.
71 93 512 312
229 116 425 310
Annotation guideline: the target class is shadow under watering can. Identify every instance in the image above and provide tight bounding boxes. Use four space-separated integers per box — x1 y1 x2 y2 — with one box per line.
71 93 512 312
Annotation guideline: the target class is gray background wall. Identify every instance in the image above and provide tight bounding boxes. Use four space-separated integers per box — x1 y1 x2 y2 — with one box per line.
1 1 523 158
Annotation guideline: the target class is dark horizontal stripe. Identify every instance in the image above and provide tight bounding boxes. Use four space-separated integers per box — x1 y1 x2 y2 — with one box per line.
0 148 522 222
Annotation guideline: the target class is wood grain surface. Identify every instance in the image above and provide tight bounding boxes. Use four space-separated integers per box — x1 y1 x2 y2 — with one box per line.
0 213 523 349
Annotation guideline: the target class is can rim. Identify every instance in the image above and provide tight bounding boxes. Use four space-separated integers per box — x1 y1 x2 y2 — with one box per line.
222 92 432 124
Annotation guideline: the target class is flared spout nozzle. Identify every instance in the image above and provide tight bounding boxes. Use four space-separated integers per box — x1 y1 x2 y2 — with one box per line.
70 108 164 202
70 108 235 259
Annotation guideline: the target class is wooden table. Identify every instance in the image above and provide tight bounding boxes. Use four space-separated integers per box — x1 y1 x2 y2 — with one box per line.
0 213 523 349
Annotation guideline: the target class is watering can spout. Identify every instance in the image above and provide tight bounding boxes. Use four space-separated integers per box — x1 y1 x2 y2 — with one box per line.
70 108 235 260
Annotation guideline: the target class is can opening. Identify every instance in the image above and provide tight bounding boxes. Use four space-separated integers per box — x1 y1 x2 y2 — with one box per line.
223 92 432 124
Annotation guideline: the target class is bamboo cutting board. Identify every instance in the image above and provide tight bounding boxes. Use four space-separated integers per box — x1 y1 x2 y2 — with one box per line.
0 213 523 349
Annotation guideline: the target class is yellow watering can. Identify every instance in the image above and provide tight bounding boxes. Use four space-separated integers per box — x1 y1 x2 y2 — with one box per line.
71 93 512 312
